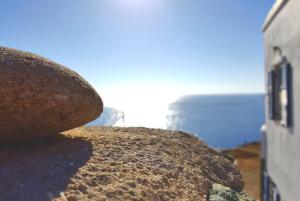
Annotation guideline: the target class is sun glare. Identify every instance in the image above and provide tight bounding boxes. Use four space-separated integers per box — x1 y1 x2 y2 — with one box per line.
115 0 164 11
100 85 182 128
118 0 146 7
127 0 144 3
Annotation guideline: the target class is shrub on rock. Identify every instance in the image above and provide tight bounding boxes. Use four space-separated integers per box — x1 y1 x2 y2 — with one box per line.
209 183 256 201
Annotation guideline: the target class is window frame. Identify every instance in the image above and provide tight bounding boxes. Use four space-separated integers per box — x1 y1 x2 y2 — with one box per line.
268 58 292 127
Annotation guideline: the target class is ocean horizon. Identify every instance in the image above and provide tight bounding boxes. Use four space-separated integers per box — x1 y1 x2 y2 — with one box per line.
89 94 265 149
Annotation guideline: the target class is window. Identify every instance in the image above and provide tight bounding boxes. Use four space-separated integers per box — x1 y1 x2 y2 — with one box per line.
262 171 269 201
268 57 291 127
272 186 281 201
262 173 282 201
279 63 291 127
268 71 276 119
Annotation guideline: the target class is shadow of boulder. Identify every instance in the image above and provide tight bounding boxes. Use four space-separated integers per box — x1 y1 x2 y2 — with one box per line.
0 133 92 201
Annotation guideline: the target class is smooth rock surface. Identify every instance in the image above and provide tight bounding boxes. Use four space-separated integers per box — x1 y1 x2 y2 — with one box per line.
0 46 103 140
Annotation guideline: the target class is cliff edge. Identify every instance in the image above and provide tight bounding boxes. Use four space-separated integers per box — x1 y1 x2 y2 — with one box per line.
0 126 251 201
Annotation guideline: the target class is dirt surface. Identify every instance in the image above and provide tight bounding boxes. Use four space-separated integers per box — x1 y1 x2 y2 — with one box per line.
0 126 243 201
222 143 261 200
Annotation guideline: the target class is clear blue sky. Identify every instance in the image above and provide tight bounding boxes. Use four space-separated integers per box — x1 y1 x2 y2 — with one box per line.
0 0 274 101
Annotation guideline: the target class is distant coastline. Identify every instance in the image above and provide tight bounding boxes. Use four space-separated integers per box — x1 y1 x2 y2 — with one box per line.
89 94 265 149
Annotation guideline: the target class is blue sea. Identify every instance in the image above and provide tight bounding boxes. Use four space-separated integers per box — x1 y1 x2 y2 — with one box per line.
89 94 265 149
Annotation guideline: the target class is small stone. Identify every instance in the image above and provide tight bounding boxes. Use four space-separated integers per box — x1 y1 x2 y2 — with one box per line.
0 46 103 140
59 192 68 201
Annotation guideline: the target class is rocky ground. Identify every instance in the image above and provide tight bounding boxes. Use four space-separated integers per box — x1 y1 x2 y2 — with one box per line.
0 126 253 201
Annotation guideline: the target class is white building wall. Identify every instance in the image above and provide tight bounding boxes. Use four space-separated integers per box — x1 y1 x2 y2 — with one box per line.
263 0 300 200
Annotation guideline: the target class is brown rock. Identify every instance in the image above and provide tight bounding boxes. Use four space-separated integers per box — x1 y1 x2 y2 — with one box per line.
0 127 243 201
0 46 103 140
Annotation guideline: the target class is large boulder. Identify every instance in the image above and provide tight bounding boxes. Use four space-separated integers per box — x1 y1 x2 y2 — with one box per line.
0 46 103 140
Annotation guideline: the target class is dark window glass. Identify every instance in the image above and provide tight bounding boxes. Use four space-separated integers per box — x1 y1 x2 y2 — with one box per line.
268 71 276 119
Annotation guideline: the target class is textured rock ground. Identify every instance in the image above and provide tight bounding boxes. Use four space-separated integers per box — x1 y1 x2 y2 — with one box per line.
0 127 243 201
209 183 255 201
0 46 102 140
